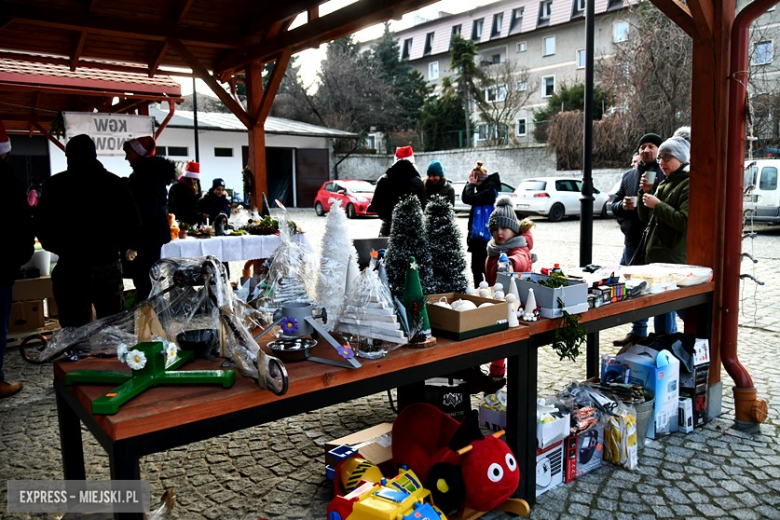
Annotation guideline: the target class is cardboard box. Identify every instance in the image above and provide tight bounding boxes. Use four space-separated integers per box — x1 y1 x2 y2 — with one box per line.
678 397 694 433
480 404 506 433
10 300 45 333
426 293 508 340
680 384 708 428
617 345 680 439
12 276 54 302
564 422 605 482
424 378 471 421
497 273 589 319
538 412 570 450
325 423 393 474
536 440 565 497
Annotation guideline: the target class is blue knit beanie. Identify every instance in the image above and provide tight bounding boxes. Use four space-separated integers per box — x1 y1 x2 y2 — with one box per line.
427 160 444 177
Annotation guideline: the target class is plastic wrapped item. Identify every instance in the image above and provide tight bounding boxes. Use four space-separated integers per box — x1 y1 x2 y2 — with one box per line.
38 256 288 395
603 401 638 470
255 208 318 312
621 263 713 290
334 255 407 358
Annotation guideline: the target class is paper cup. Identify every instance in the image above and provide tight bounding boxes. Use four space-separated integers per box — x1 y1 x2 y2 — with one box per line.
645 170 656 184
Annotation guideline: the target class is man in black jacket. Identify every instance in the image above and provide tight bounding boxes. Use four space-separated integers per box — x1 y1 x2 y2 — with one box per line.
0 122 34 398
36 134 141 327
371 146 425 237
610 132 663 348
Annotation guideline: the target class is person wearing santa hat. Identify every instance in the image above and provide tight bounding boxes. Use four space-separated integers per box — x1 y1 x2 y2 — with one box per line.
0 121 34 398
123 136 177 301
370 146 425 236
35 134 141 328
168 161 202 226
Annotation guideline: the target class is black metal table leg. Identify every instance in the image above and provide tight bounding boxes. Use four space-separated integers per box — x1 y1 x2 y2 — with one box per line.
506 341 537 506
586 331 599 379
56 389 86 480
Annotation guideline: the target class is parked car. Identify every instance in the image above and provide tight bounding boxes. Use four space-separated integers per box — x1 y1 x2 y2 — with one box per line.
513 177 609 221
452 180 516 213
744 159 780 223
314 179 376 218
605 180 622 217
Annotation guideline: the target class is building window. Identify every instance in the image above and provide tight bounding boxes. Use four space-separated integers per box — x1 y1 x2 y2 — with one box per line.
491 13 503 38
543 36 556 56
753 41 773 65
613 21 629 43
517 80 528 91
492 53 501 64
516 118 527 136
486 85 508 102
510 8 524 33
607 0 624 10
450 25 461 48
573 0 586 14
402 38 412 60
542 75 555 97
424 32 434 56
472 18 484 41
539 0 552 23
577 48 586 68
517 41 527 53
160 146 188 157
214 147 233 157
428 61 439 80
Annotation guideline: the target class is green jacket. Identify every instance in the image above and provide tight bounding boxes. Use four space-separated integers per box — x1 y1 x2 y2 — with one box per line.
637 166 689 264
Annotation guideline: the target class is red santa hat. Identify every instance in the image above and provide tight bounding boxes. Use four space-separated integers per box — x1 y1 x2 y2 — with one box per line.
183 161 200 179
126 136 156 157
394 146 414 164
0 120 11 155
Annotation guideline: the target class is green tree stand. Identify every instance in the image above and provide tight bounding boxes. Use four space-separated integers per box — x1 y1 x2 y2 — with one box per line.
63 341 236 415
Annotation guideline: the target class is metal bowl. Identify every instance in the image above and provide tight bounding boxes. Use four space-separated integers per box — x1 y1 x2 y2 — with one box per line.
267 337 317 362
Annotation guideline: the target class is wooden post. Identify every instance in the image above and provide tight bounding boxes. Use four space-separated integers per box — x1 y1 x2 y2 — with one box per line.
245 62 267 210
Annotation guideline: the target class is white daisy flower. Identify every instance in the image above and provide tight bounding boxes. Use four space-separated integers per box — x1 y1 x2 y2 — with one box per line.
126 350 147 370
117 343 129 363
165 343 178 359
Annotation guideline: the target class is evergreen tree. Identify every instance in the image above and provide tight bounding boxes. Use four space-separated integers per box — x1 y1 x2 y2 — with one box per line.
449 34 488 142
419 77 469 150
424 195 468 294
402 255 431 341
384 195 433 299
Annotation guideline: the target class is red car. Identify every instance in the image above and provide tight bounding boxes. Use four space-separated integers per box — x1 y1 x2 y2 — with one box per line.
314 179 376 219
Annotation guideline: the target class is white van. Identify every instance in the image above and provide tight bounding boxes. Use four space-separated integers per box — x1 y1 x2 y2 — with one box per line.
744 159 780 222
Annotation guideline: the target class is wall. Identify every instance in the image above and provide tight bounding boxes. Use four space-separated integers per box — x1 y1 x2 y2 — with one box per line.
335 146 625 192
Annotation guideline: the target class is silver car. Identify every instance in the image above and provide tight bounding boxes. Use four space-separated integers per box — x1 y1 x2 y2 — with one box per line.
513 177 609 221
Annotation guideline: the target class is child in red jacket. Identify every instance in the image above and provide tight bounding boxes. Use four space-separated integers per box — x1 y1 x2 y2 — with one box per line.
485 195 536 380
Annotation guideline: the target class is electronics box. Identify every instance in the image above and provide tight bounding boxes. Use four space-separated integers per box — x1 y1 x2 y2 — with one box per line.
426 293 508 340
616 344 680 439
678 397 694 433
479 404 506 433
424 378 471 421
536 440 565 497
538 412 570 450
680 384 708 428
325 423 393 474
497 273 589 319
564 422 605 482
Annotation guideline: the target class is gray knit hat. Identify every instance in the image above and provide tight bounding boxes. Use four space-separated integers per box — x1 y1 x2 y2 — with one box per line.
488 196 520 234
658 136 690 164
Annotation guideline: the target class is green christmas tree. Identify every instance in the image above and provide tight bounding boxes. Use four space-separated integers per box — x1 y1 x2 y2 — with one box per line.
402 256 431 341
385 195 433 299
424 195 468 294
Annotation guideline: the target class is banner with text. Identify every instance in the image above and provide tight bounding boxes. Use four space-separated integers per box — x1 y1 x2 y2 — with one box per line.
63 112 154 156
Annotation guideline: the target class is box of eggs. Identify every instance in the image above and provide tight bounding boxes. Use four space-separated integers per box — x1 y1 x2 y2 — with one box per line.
426 293 509 340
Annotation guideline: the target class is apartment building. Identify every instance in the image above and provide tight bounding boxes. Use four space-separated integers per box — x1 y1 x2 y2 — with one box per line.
389 0 639 146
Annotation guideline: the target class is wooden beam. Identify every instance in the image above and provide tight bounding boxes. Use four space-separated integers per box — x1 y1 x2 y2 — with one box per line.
4 3 240 48
169 39 251 127
244 1 316 36
216 0 438 72
0 51 194 79
71 32 88 71
256 51 291 127
651 0 695 37
149 41 169 77
32 121 65 151
245 62 267 210
174 0 196 25
687 0 715 41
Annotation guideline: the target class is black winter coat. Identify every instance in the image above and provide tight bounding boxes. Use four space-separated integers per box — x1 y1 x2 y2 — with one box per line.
371 160 425 223
197 190 231 223
423 178 456 207
610 161 663 250
0 159 34 285
168 179 201 226
126 156 175 248
36 158 141 266
462 172 501 251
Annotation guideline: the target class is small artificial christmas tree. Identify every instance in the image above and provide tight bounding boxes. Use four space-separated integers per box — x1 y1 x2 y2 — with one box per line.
424 195 468 294
315 201 360 329
401 256 432 342
385 195 433 299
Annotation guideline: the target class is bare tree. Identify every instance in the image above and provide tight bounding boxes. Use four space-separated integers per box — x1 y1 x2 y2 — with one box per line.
473 60 536 147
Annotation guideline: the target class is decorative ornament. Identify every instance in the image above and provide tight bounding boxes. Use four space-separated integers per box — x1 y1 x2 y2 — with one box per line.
165 342 178 359
522 288 538 322
505 294 520 328
117 343 129 363
126 349 147 370
279 316 299 335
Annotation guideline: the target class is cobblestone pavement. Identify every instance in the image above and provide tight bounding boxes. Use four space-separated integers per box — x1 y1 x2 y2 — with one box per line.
1 210 778 519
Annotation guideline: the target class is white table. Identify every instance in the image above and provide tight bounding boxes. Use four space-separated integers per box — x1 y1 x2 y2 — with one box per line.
161 233 312 262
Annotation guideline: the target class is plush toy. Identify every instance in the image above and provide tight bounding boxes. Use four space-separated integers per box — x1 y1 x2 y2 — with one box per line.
392 402 528 516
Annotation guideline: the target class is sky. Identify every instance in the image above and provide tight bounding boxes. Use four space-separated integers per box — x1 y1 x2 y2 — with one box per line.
178 0 499 97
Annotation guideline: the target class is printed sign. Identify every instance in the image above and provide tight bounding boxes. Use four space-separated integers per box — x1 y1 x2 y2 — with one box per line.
63 112 154 156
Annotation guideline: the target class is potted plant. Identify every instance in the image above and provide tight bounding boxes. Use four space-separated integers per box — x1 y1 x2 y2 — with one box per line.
179 222 191 239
